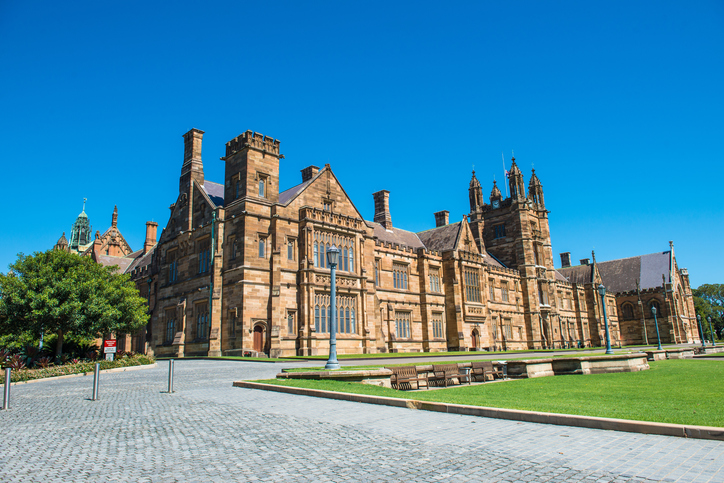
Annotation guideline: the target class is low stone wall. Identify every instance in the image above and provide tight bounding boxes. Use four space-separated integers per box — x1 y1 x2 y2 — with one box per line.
666 348 694 359
507 354 649 378
278 369 394 388
645 350 667 361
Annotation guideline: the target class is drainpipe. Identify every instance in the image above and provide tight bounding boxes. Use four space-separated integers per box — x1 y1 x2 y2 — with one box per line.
209 211 216 341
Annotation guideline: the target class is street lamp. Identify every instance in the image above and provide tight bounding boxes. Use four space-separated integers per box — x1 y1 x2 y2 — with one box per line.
708 316 716 347
324 246 341 370
652 305 662 351
697 314 706 349
597 284 614 355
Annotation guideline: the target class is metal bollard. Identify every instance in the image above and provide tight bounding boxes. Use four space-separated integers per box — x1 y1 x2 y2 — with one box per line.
3 368 10 410
168 359 174 393
91 363 100 401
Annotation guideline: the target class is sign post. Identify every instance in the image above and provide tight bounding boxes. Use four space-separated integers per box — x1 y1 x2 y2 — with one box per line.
103 340 117 361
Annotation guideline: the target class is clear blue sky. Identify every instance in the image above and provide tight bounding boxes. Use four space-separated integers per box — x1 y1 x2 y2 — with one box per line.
1 1 722 287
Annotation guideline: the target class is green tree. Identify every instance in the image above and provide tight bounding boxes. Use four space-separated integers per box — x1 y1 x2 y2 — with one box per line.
0 249 149 357
693 284 724 340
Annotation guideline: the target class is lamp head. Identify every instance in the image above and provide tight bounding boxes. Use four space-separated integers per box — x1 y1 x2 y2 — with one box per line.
697 314 701 322
708 315 712 323
651 305 657 316
597 283 606 297
326 245 340 267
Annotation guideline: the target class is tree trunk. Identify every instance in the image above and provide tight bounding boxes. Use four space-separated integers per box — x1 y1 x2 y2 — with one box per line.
56 330 64 358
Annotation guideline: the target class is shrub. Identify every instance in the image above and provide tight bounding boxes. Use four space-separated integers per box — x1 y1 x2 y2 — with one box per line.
6 355 26 370
36 357 52 369
2 354 156 384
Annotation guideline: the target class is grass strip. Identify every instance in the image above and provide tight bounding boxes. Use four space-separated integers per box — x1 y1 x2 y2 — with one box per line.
255 360 724 427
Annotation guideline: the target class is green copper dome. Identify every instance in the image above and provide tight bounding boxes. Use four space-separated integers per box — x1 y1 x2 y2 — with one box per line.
69 199 92 250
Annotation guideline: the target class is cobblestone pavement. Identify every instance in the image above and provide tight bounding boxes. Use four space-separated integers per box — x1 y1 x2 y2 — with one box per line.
1 360 722 482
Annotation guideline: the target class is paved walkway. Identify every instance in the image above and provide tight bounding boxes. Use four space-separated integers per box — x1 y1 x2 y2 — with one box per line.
1 360 722 482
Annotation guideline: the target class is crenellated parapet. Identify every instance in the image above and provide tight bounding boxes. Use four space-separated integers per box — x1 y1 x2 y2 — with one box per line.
300 207 366 232
226 130 281 157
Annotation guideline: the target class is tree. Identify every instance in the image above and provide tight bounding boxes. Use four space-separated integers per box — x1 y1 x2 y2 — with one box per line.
693 284 724 340
0 249 149 357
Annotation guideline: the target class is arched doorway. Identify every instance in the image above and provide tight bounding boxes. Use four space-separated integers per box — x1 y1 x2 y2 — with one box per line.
253 325 265 353
471 329 479 351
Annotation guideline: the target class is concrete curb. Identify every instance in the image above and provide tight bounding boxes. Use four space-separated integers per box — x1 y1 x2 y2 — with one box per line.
233 380 724 441
7 363 159 386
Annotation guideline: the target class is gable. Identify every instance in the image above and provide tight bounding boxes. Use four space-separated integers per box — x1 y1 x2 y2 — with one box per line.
283 165 366 221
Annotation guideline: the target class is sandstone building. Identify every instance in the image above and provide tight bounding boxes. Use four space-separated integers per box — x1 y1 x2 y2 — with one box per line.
55 128 701 357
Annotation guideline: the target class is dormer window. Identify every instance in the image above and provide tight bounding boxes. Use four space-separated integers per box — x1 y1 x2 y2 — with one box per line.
323 200 332 212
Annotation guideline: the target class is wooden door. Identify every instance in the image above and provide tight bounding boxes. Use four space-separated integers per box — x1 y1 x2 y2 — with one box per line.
253 326 264 353
471 329 478 350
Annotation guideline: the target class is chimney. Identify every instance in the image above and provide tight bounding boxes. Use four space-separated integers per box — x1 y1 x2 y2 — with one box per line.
180 128 205 193
373 190 392 229
144 221 158 254
580 258 590 265
434 210 449 227
301 165 320 182
560 252 571 268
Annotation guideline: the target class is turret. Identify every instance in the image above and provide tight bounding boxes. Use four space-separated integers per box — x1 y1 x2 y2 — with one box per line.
469 170 483 213
508 157 525 202
490 180 503 206
528 169 545 208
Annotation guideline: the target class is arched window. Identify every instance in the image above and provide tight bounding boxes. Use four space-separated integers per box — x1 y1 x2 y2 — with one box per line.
650 300 661 317
313 242 319 267
315 305 320 332
349 245 354 272
345 307 350 334
622 303 634 320
343 247 348 271
320 304 326 333
350 308 356 334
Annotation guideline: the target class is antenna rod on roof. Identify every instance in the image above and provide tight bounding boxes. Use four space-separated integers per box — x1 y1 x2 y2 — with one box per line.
502 152 509 197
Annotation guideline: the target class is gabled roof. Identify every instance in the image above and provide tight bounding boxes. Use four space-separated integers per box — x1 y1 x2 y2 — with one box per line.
95 255 135 274
125 247 154 274
557 251 671 293
597 251 670 293
202 181 225 207
369 222 426 249
279 178 314 205
417 222 461 252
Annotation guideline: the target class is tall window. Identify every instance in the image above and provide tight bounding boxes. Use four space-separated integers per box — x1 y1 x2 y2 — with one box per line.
258 237 266 258
287 238 295 261
374 259 380 286
234 175 241 199
287 311 295 335
621 303 634 320
314 294 356 334
229 236 237 260
167 249 178 283
198 239 210 274
229 310 236 338
489 279 495 301
258 177 266 198
165 310 175 343
464 269 481 302
494 224 506 238
196 303 209 340
538 281 549 306
313 232 354 272
431 313 444 339
395 312 411 339
393 264 408 290
501 282 509 302
429 268 441 293
503 318 513 339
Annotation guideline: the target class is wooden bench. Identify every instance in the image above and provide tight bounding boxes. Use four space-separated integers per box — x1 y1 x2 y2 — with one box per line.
470 361 504 382
387 366 429 390
432 363 471 387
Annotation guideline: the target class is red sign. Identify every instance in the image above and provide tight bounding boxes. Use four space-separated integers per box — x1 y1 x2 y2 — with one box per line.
104 340 117 354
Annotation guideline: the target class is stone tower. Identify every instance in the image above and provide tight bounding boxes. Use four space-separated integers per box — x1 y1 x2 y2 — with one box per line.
223 130 281 205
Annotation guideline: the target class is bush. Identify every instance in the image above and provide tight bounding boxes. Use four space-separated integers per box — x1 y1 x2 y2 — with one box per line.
2 354 155 384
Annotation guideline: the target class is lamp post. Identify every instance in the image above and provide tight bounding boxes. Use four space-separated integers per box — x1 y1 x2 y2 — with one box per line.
324 246 341 370
708 316 716 347
652 305 662 351
697 314 706 349
597 284 614 355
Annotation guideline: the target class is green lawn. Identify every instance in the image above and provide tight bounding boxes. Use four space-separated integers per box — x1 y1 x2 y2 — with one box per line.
257 360 724 427
281 348 599 361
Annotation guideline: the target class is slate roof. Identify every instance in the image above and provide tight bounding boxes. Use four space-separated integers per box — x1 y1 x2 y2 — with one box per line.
417 223 461 252
279 179 313 205
95 255 135 274
557 251 671 293
368 222 426 249
125 247 155 274
203 181 225 207
598 251 670 293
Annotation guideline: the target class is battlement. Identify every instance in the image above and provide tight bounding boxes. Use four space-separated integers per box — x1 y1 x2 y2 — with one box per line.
225 130 280 157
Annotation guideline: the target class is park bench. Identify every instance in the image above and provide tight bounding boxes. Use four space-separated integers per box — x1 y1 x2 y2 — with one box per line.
387 365 429 390
432 363 471 387
470 360 504 382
